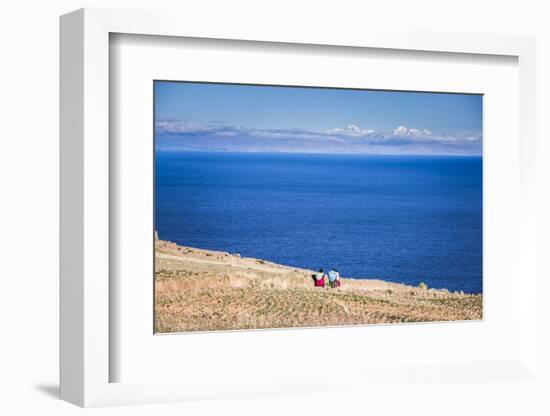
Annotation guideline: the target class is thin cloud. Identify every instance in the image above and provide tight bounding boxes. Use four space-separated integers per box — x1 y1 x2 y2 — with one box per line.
155 120 482 155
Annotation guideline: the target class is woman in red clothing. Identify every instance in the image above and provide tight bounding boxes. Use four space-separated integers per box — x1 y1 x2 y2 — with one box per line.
313 268 326 287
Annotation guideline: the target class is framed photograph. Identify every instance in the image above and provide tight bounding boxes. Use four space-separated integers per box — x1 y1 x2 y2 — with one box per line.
153 81 484 334
60 8 538 408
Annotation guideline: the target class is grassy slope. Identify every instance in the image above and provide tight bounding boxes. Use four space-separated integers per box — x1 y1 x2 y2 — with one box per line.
155 240 482 333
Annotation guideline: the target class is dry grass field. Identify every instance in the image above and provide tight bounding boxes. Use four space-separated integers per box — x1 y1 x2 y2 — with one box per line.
155 239 483 333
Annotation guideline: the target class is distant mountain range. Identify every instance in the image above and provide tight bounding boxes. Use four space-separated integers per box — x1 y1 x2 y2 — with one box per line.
155 121 482 156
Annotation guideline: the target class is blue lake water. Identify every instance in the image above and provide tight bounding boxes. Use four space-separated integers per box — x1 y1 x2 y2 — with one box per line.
155 152 482 294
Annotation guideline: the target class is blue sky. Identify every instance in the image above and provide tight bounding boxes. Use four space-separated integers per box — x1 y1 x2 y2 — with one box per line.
155 81 483 155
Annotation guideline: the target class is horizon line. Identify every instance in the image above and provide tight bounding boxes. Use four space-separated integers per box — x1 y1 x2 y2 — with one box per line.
155 149 482 157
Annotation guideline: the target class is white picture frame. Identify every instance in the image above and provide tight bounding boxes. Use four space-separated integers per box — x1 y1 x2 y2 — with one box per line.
60 7 538 408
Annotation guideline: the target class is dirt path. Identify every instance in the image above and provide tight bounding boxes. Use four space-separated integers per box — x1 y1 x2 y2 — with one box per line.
156 251 290 273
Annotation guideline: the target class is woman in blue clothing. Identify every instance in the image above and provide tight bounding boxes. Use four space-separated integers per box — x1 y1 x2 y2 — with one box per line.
327 268 341 288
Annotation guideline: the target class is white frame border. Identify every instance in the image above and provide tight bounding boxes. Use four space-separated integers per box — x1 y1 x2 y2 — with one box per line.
60 7 537 407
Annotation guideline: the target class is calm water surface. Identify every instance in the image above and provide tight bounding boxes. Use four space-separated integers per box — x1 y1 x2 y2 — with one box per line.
155 152 482 293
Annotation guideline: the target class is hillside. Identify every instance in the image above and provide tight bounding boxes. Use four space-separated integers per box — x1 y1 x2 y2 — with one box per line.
155 239 482 333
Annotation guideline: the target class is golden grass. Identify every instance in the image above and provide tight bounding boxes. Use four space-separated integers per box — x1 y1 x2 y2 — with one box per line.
154 240 483 333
